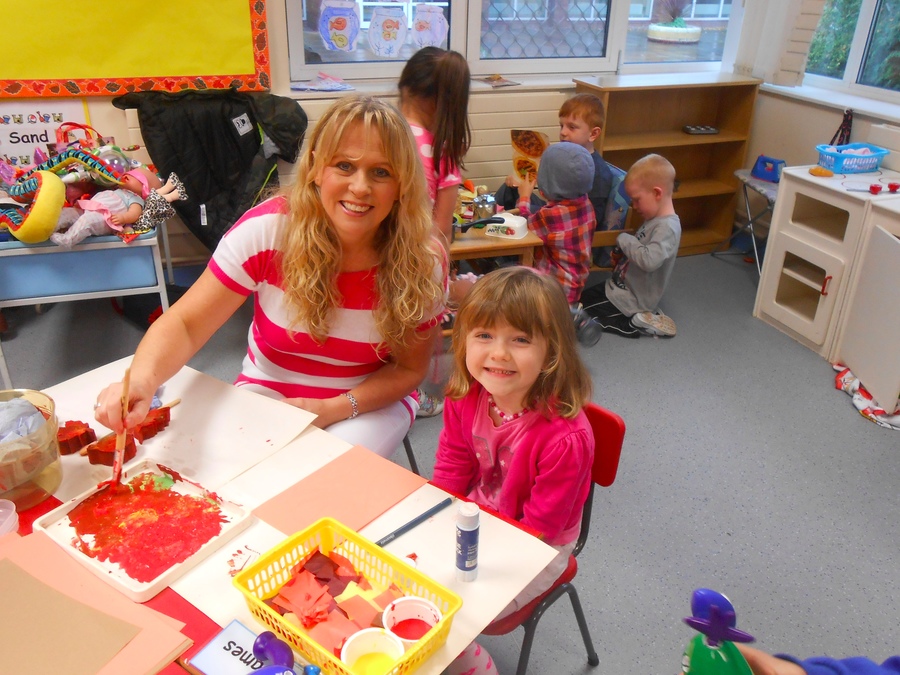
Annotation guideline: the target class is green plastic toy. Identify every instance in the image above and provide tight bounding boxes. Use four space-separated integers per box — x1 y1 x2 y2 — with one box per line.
681 589 755 675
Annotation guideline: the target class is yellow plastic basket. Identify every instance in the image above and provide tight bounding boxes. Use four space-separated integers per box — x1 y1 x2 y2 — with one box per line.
233 517 462 675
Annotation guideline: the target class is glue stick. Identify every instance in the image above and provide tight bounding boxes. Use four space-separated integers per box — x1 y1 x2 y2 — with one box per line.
455 502 480 582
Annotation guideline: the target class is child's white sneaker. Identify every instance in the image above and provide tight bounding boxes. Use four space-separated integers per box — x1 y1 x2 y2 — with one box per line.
415 390 445 418
632 310 677 337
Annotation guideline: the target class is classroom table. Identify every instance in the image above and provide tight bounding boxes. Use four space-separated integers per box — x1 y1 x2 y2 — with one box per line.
40 358 559 674
449 225 543 266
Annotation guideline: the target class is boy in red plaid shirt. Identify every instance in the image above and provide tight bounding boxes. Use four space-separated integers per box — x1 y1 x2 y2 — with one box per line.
516 142 596 305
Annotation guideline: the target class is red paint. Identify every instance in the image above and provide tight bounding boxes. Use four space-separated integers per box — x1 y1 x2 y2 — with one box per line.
67 471 226 583
390 618 432 640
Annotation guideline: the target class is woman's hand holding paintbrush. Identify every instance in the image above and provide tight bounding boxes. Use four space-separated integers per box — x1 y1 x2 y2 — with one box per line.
94 365 157 434
111 367 131 484
94 367 130 489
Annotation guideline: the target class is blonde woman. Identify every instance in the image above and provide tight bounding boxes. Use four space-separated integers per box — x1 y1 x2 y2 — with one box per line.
95 96 445 457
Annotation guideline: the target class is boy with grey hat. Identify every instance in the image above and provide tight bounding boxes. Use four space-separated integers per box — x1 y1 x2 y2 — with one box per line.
516 141 597 306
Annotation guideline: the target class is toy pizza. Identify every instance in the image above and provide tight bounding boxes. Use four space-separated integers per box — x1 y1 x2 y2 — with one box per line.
511 129 549 180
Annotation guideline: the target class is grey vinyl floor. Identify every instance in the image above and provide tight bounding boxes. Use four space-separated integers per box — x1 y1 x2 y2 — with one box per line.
2 250 897 673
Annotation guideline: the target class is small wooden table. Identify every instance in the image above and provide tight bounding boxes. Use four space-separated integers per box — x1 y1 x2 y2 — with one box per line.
449 226 542 266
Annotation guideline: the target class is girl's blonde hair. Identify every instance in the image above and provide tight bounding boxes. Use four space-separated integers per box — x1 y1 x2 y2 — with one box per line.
279 95 442 351
447 267 592 418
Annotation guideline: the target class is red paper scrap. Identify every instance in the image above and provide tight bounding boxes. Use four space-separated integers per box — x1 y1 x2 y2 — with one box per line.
307 608 362 657
274 570 334 628
337 593 381 629
373 585 405 610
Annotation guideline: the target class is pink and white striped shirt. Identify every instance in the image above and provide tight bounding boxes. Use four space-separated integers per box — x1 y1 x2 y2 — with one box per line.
209 196 443 408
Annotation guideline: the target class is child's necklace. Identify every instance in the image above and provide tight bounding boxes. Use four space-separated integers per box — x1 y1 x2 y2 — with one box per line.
488 395 528 424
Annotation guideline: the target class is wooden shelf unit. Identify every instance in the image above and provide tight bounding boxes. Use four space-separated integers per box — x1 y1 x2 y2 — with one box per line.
574 73 760 256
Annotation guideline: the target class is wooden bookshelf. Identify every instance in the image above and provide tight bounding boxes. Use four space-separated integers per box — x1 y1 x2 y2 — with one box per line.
575 73 761 256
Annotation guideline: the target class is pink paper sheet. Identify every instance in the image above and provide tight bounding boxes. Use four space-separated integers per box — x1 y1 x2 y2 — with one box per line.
252 445 427 535
0 532 190 674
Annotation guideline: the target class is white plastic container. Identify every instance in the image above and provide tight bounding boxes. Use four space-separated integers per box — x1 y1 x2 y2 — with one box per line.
382 595 442 651
339 628 404 675
0 498 18 535
0 389 61 511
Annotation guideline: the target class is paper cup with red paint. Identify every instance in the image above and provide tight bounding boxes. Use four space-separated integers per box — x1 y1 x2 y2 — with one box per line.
340 627 405 674
382 595 443 651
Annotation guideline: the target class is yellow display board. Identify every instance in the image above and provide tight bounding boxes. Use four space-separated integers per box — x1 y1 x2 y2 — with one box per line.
0 1 269 98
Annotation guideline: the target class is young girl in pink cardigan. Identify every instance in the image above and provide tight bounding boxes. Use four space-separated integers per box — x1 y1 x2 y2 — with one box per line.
432 266 595 675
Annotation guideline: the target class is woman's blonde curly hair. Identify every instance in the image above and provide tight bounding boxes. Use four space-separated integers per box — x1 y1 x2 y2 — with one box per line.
278 95 442 352
447 267 592 419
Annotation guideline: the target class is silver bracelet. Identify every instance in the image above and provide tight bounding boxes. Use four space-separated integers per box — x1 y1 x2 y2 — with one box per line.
342 392 359 419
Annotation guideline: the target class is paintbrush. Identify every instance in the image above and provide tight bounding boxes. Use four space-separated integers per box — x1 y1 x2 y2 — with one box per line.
111 367 131 484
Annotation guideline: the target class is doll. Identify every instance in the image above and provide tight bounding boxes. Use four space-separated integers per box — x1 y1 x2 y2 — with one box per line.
51 169 149 247
131 173 188 236
51 170 187 247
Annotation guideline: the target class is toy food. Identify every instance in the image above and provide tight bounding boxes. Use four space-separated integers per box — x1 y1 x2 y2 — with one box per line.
511 130 548 158
809 165 834 177
514 157 539 181
510 129 549 182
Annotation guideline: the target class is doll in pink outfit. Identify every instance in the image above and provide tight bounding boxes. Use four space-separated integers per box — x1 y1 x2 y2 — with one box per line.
51 169 149 247
51 170 187 247
432 266 595 675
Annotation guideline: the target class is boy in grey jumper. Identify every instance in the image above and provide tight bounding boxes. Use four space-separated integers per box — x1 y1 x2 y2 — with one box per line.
581 153 681 338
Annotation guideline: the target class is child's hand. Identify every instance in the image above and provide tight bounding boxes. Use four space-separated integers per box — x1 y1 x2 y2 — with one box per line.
519 174 537 200
110 213 125 226
735 645 807 675
609 246 623 267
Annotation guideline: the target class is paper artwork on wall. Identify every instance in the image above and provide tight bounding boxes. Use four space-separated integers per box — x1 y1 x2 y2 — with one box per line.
412 4 449 49
319 0 362 52
368 6 408 57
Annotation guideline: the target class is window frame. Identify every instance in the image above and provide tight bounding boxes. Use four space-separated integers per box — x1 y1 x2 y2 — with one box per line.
463 0 625 76
803 0 900 106
284 0 744 83
284 1 468 82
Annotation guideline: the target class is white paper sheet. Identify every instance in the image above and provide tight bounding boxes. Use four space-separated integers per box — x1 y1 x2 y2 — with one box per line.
46 358 317 500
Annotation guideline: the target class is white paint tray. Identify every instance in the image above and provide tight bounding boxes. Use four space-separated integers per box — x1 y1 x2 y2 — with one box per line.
33 459 253 602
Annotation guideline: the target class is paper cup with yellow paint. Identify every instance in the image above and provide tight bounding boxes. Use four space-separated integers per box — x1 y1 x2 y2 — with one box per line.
340 627 405 674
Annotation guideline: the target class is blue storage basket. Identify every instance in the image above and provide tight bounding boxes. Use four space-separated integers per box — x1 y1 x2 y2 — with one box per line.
816 143 889 174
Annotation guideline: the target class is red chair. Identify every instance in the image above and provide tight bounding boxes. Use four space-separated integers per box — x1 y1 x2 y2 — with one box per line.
481 402 625 675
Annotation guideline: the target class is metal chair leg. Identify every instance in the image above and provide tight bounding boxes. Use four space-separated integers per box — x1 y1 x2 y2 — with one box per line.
512 582 598 675
516 584 600 675
566 585 600 666
712 182 768 277
402 434 420 476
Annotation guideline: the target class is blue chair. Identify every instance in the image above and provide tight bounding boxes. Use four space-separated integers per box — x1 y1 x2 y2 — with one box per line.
592 164 631 269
